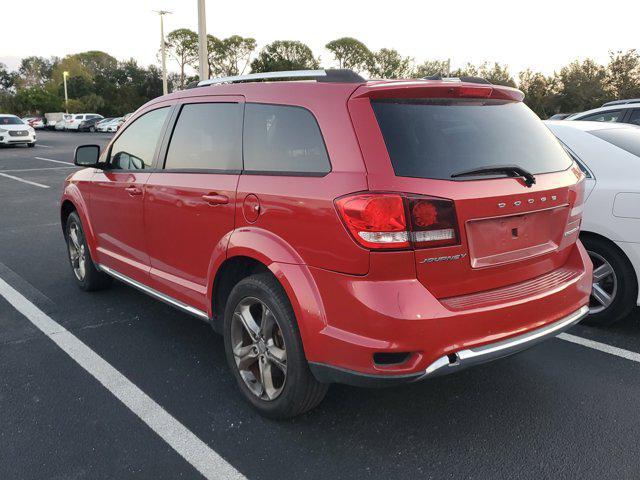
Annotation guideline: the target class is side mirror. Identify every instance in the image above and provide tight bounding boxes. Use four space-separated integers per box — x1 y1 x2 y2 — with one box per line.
74 144 101 167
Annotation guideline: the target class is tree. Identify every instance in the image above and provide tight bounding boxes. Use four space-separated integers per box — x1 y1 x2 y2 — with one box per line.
0 63 16 90
208 35 257 77
325 37 372 73
556 59 611 112
251 41 319 73
17 56 55 88
518 69 555 118
606 49 640 100
14 87 63 114
412 60 450 78
368 49 413 78
166 29 199 88
451 62 516 87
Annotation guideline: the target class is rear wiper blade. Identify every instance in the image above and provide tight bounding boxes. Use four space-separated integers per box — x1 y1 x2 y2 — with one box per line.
451 164 536 188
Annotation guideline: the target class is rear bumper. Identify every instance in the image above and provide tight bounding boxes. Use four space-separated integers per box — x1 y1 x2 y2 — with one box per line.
302 242 592 385
310 305 588 387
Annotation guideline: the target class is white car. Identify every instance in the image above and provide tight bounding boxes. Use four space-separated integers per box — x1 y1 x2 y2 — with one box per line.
566 100 640 126
546 120 640 325
0 114 36 147
55 114 73 131
106 117 124 132
64 113 103 131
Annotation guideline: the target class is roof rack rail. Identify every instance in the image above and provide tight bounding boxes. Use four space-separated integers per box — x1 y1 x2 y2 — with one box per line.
422 74 492 85
601 98 640 107
195 69 366 87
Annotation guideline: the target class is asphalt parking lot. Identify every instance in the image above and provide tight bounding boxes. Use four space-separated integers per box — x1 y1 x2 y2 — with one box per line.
1 131 640 480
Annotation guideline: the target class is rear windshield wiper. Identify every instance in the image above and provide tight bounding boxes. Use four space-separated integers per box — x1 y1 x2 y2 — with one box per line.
451 165 536 187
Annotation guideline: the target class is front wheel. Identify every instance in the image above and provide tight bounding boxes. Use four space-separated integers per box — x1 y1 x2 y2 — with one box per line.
223 273 328 419
65 212 112 291
582 235 638 326
89 126 95 132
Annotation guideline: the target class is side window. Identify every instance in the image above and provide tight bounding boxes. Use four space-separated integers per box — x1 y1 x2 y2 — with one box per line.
627 109 640 126
109 107 169 170
164 103 242 171
243 103 330 174
561 144 592 178
580 110 622 122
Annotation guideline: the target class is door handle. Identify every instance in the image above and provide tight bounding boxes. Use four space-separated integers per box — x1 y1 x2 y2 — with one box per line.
125 186 142 196
202 193 229 205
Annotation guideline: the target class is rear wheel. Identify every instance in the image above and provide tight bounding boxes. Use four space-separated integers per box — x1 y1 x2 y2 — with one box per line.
89 126 96 132
582 235 638 326
65 212 112 291
223 273 328 418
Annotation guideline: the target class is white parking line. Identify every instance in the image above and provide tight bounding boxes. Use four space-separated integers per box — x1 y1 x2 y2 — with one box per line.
1 166 77 173
35 144 53 148
559 333 640 363
0 276 246 480
34 156 73 165
0 172 49 188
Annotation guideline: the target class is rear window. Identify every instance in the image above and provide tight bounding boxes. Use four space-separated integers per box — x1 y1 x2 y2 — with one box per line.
590 128 640 157
243 103 330 174
371 99 572 180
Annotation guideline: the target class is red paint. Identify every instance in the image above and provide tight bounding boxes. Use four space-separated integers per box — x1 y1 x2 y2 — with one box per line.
61 78 590 378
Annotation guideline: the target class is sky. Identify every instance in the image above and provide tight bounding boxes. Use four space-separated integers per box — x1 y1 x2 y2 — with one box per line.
1 0 639 77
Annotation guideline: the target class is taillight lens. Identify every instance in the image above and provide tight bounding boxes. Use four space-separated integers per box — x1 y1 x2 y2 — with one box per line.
335 194 409 249
407 196 459 248
335 193 460 250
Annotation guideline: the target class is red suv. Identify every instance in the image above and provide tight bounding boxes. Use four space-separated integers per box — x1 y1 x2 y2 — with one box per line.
61 69 592 418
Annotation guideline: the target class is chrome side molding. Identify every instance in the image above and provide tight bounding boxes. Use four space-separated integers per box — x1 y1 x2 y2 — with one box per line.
421 305 590 379
97 264 209 321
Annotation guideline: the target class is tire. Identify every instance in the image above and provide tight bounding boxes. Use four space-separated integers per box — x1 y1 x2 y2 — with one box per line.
64 212 112 292
89 126 96 132
223 273 328 419
581 235 638 326
27 143 35 148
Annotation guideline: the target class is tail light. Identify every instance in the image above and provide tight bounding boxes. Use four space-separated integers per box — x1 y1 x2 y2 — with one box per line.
335 193 460 250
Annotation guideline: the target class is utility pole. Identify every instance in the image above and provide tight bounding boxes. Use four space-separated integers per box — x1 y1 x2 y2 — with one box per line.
155 10 171 95
63 71 69 113
197 0 208 81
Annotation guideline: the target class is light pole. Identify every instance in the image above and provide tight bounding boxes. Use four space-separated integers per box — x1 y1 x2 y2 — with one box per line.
155 10 171 95
63 71 69 113
197 0 208 81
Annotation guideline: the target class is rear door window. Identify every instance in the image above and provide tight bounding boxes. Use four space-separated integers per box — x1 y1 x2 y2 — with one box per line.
590 128 640 157
627 109 640 126
371 99 572 180
164 103 242 171
579 110 622 122
243 103 330 174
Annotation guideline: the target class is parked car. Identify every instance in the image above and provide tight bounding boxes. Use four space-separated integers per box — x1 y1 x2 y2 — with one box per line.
22 117 45 129
54 114 73 131
546 120 640 325
0 114 36 147
106 117 124 132
96 118 116 132
65 113 103 131
61 70 591 418
45 112 69 130
548 113 573 120
78 116 105 132
566 102 640 126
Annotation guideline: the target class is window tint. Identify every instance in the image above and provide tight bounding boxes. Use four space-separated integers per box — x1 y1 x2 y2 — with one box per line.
590 128 640 158
628 109 640 126
0 116 23 125
243 103 330 174
109 107 169 170
372 99 572 180
579 110 622 122
75 115 83 120
164 103 242 171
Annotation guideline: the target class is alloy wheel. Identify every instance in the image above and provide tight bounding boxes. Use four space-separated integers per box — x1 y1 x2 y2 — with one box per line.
230 297 287 401
587 250 617 314
68 223 86 281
